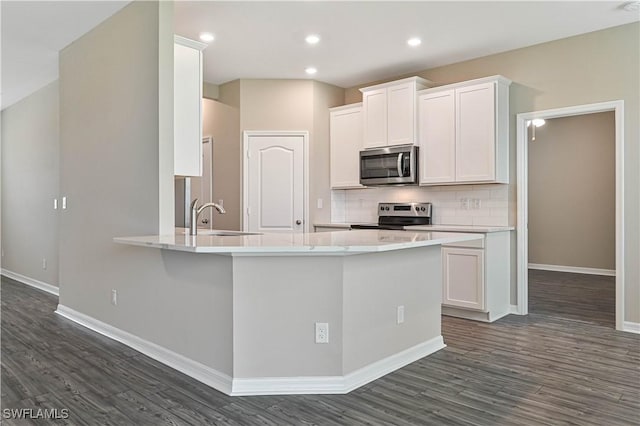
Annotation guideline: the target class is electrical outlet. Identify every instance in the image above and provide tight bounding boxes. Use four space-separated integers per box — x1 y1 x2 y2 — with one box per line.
460 198 469 210
42 258 47 270
315 322 329 343
218 199 224 207
397 305 405 324
1 249 4 257
111 289 117 306
474 199 482 209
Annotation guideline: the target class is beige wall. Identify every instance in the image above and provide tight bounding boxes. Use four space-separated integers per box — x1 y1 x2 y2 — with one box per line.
215 79 344 228
202 99 241 230
345 22 639 322
528 112 615 270
1 81 60 286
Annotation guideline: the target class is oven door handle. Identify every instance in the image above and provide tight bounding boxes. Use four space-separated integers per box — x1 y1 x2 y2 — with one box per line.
397 153 404 177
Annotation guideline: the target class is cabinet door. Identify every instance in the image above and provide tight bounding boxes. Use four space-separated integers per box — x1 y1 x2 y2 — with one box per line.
455 82 495 182
387 82 415 146
442 247 485 310
330 106 363 189
418 90 456 184
362 88 388 149
174 42 203 176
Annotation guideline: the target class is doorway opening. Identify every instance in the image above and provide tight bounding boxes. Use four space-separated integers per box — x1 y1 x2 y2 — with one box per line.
516 101 625 330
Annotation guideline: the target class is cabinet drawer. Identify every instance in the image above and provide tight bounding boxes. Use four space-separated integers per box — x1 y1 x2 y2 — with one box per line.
443 237 485 249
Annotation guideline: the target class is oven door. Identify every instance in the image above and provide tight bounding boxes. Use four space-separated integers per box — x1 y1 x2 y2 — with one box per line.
359 145 418 186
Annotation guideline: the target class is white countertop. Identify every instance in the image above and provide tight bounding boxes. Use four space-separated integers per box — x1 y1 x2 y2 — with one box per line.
313 223 514 233
405 225 514 233
113 229 483 255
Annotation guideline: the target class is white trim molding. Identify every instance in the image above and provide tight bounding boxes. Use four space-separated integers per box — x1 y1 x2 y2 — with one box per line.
1 269 59 296
55 305 233 395
509 304 520 315
54 304 445 396
516 100 625 331
623 322 640 334
230 336 445 396
529 263 616 277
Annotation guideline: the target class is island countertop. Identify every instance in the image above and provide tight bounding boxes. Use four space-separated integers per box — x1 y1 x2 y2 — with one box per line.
113 229 483 255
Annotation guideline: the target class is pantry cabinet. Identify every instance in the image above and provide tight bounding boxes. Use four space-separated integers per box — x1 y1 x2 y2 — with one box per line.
360 77 431 149
418 76 511 185
174 36 207 176
330 103 363 189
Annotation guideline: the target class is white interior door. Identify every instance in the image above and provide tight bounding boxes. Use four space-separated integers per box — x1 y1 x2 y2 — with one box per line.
246 134 305 233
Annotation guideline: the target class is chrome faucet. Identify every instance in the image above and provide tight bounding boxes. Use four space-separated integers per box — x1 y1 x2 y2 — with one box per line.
190 198 226 235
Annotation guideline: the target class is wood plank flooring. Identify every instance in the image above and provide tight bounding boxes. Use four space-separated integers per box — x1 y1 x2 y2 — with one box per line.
2 274 639 425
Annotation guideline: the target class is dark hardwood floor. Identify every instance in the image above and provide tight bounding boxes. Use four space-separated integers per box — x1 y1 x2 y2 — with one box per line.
529 269 616 328
2 275 639 425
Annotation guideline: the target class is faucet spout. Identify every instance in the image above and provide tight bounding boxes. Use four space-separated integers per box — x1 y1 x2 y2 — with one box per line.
190 198 226 235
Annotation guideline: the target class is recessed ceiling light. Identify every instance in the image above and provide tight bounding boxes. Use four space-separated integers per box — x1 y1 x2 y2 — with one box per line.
199 32 215 43
407 37 422 47
305 34 320 45
305 67 317 75
622 1 640 11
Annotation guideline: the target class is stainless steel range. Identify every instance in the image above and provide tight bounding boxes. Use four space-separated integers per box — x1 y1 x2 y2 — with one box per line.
351 202 432 230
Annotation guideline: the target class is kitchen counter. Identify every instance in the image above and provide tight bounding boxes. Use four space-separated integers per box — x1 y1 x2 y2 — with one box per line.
405 224 514 233
109 228 478 396
114 229 483 255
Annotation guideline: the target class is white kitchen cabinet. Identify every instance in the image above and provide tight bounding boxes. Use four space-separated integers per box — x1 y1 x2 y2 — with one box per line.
442 247 485 310
360 77 431 149
174 36 207 176
330 103 363 189
441 231 511 322
418 75 511 185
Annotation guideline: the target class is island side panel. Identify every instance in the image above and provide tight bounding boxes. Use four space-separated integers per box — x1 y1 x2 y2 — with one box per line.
342 246 443 374
232 256 344 378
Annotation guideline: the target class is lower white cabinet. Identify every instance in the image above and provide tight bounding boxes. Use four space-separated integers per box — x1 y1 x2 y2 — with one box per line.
441 231 510 322
442 247 485 310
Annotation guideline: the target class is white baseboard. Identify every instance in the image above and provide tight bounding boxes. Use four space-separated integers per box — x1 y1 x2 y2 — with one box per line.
55 304 444 396
1 269 59 296
623 321 640 334
509 304 520 315
528 263 615 277
55 305 233 395
230 336 445 396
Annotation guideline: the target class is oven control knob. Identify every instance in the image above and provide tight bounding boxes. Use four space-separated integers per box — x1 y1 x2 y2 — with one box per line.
385 207 390 211
415 206 420 211
421 207 426 211
380 206 384 211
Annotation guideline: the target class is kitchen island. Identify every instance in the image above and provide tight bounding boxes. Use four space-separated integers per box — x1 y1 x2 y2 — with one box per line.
87 230 482 395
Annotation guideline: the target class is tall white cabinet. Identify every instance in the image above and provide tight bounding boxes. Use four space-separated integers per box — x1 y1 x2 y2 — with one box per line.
174 36 207 176
418 76 511 185
360 77 431 149
330 103 363 189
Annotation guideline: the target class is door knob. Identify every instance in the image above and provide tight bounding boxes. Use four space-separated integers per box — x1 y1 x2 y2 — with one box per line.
296 220 302 225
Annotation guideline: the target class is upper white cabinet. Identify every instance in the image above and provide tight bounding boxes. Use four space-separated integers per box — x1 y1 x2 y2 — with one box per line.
174 36 207 176
418 76 511 185
330 103 363 189
360 77 431 149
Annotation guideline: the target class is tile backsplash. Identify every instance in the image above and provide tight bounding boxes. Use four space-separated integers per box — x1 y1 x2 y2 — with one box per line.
331 184 515 226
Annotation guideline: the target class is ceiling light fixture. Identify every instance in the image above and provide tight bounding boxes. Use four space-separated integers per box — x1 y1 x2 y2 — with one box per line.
622 1 640 11
407 37 422 47
199 32 215 43
305 34 320 45
305 67 317 75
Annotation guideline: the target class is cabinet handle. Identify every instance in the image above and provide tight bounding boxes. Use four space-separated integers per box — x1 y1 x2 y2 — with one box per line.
296 220 302 225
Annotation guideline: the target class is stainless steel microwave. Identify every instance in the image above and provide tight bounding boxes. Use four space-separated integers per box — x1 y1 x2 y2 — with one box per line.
359 145 418 186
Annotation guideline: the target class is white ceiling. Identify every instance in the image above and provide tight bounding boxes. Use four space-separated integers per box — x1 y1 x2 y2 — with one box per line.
2 1 639 111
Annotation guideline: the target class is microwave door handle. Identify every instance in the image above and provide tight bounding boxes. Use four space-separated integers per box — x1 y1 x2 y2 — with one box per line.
397 153 404 177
